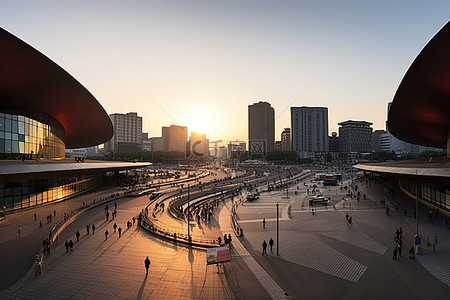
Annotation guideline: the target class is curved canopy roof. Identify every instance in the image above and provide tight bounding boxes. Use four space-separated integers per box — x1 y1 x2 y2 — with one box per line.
388 21 450 149
0 28 113 149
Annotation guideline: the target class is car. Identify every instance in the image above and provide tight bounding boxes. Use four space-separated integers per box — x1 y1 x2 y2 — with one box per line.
323 179 338 186
309 195 328 206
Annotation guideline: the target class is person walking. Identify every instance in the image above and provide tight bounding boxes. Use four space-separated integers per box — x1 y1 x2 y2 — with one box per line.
34 213 37 220
269 238 274 252
113 223 117 233
86 224 90 235
262 218 266 229
144 256 151 274
262 240 267 256
398 240 403 257
39 221 43 229
69 240 74 252
92 224 95 234
18 227 21 237
65 240 69 253
76 230 80 242
118 227 122 238
392 246 398 260
105 230 109 241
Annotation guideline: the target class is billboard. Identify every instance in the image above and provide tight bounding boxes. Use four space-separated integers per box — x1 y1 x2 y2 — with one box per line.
207 245 231 265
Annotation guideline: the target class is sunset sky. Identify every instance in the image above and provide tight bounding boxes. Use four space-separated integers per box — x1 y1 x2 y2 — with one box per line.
1 1 449 145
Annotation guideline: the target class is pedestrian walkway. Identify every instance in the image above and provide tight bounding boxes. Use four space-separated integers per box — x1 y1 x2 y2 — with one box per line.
1 194 234 299
218 200 290 299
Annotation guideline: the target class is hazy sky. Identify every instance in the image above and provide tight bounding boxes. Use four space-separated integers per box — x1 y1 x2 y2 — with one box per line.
1 1 449 145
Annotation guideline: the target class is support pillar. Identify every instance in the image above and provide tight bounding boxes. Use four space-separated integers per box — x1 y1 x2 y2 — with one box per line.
447 129 450 158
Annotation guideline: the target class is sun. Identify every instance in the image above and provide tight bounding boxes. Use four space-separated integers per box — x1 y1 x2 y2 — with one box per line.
182 107 218 138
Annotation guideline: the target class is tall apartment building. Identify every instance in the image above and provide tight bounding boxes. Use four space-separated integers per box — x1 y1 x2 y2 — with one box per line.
248 101 275 155
162 125 188 153
188 131 209 157
338 120 373 153
104 112 142 152
281 128 291 151
291 107 329 159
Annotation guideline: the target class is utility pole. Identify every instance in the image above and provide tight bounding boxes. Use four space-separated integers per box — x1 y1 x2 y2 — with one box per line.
187 184 191 242
276 202 279 256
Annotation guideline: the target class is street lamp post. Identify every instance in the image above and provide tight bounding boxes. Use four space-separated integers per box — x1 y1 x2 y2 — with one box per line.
187 184 191 242
415 170 419 236
276 202 279 256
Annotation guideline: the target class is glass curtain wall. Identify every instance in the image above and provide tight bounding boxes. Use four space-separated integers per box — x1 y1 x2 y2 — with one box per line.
0 112 65 159
0 174 102 212
399 179 450 211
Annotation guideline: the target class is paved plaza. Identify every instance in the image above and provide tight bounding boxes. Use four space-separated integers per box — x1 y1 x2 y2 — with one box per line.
1 173 449 299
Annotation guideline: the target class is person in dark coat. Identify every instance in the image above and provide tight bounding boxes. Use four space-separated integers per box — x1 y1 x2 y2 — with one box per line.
65 240 69 253
262 240 267 255
69 240 74 252
144 256 151 274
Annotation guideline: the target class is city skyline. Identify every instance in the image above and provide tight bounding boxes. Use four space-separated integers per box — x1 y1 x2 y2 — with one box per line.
1 1 449 144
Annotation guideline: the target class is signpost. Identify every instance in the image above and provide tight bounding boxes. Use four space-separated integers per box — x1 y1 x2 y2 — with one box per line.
207 245 231 265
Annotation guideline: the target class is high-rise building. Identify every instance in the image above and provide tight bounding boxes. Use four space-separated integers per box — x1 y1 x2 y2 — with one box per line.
149 137 164 151
228 141 246 157
248 101 275 155
338 120 373 154
274 141 282 151
329 132 340 153
105 112 142 152
281 128 291 151
162 125 188 153
291 107 329 159
372 130 391 152
188 131 209 157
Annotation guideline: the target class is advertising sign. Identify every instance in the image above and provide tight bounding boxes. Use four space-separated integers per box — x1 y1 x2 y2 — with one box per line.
207 245 230 265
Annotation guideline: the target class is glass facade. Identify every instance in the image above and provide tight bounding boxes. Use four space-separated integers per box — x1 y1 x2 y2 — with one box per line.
0 174 103 212
0 112 65 159
399 179 450 211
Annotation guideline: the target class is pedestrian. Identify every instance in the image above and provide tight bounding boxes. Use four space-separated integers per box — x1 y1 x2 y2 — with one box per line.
53 209 56 217
133 217 136 225
262 240 267 255
118 227 122 237
403 209 407 217
92 224 95 234
86 224 90 235
345 212 349 221
228 233 232 244
113 223 117 233
217 236 222 245
18 227 21 237
398 240 402 257
269 238 274 252
262 218 266 229
115 202 117 210
69 240 74 252
392 246 398 260
65 240 69 253
429 210 432 222
106 211 109 221
76 230 80 242
34 213 37 220
105 230 109 240
144 256 151 274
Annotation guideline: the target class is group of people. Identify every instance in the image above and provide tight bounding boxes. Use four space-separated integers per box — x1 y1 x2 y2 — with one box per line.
261 238 274 255
392 227 408 260
217 233 232 246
